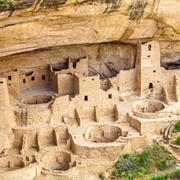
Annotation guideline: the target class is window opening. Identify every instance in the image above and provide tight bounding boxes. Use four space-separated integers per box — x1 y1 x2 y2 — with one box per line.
8 76 12 80
42 75 45 80
149 83 153 89
73 62 76 69
84 96 88 101
108 94 112 99
148 44 151 51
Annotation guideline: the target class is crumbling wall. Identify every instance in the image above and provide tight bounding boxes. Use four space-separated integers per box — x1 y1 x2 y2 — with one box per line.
48 65 58 92
117 69 137 96
96 104 116 118
52 96 75 124
0 71 20 98
77 107 96 121
162 86 170 104
20 67 49 91
12 128 37 149
0 78 10 106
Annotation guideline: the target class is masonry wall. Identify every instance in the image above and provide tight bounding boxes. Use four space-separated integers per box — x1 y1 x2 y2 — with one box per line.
52 96 76 124
0 78 10 107
139 68 180 96
77 107 96 121
174 75 180 102
49 66 58 92
57 74 73 95
74 75 101 104
20 67 49 91
0 71 20 98
117 69 137 95
54 57 88 76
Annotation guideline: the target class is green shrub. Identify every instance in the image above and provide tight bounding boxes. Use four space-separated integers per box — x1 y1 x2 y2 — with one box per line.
172 120 180 133
113 144 176 180
0 0 8 7
151 169 180 180
173 136 180 145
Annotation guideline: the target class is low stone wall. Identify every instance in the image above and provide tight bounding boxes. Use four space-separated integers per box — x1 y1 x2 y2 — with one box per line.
128 116 141 133
84 125 121 143
128 115 177 136
13 126 57 150
15 108 52 126
132 111 176 119
0 163 40 180
72 142 124 159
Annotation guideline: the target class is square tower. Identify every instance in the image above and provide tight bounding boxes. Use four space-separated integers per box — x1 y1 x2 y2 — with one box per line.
73 74 101 103
136 41 161 96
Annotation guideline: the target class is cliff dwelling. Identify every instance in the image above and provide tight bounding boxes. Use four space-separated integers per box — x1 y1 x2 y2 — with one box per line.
0 0 180 179
1 40 180 179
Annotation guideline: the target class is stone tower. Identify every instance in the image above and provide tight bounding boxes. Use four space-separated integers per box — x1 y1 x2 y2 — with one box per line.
136 41 161 96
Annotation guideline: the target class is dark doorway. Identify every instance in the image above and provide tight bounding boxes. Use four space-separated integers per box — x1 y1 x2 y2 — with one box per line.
149 83 153 89
73 62 76 69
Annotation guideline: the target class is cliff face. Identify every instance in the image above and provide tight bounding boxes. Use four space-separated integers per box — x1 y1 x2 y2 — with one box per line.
0 0 180 58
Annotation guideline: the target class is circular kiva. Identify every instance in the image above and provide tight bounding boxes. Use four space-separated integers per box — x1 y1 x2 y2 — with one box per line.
21 94 53 105
42 151 71 171
84 125 121 143
132 100 165 113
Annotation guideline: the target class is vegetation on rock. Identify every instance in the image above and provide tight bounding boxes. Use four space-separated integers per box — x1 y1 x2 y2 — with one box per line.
112 144 176 180
0 0 8 7
150 169 180 180
172 120 180 133
173 136 180 145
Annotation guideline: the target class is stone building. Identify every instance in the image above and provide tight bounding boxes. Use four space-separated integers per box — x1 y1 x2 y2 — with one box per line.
1 41 180 179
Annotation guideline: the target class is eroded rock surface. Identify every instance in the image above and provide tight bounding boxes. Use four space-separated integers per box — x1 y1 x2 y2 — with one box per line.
0 0 180 57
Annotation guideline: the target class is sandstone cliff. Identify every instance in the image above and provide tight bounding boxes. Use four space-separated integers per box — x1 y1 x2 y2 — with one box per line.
0 0 180 58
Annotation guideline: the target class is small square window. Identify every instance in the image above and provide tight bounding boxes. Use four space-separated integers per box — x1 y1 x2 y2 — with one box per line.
8 76 12 80
84 96 88 101
42 75 45 80
31 77 35 81
148 44 151 51
23 79 26 83
0 81 3 84
108 94 112 99
153 70 156 73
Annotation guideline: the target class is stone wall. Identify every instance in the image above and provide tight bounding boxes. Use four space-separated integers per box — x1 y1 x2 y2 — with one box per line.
19 67 49 92
0 71 20 98
57 74 73 95
0 78 10 107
